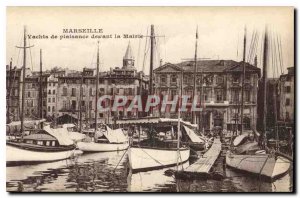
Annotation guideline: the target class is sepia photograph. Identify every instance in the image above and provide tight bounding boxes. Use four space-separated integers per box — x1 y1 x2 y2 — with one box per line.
5 6 294 192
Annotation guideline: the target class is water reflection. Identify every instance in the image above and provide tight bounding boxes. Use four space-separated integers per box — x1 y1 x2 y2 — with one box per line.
127 162 189 192
6 151 293 192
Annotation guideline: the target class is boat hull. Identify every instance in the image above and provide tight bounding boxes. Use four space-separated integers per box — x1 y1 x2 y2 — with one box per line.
189 142 205 151
128 147 190 173
6 144 75 165
77 141 129 152
226 151 290 181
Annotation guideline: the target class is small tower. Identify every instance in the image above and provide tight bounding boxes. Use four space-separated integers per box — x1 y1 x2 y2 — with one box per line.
123 42 135 69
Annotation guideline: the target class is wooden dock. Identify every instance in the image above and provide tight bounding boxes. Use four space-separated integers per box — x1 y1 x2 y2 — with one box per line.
175 138 222 180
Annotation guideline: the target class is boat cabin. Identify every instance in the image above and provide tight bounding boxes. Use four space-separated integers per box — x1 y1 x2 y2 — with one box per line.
22 133 59 147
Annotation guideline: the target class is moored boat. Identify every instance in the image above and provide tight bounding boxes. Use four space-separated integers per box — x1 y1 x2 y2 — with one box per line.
225 28 291 182
128 146 190 173
77 125 129 152
7 124 77 165
226 151 290 181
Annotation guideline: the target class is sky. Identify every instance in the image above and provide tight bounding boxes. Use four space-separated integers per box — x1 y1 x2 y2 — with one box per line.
6 7 294 77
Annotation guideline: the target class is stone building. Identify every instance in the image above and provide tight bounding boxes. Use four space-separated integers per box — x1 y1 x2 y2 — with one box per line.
6 66 22 122
153 60 261 133
24 71 49 119
278 66 294 124
56 42 148 124
46 74 59 117
6 66 49 122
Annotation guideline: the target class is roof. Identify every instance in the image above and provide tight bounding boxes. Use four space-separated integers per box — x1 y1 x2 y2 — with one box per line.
155 60 261 75
124 42 134 60
177 60 237 73
23 133 57 141
7 119 46 127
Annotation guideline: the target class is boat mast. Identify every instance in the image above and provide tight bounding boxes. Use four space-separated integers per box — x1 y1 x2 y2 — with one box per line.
16 26 33 139
79 71 83 132
192 26 198 124
39 49 43 120
240 27 247 135
149 25 154 115
7 58 13 124
95 41 100 132
273 80 279 150
176 70 183 171
261 27 268 149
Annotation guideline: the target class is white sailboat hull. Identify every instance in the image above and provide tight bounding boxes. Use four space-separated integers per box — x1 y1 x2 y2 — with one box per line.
128 147 190 172
6 144 75 164
226 151 290 180
77 141 129 152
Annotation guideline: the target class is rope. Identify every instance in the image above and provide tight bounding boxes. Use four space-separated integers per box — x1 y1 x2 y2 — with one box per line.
139 146 165 166
141 26 149 74
113 147 129 172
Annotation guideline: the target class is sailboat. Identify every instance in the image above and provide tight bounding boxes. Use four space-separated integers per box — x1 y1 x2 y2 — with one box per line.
77 41 128 152
226 27 291 181
128 25 190 173
6 27 77 165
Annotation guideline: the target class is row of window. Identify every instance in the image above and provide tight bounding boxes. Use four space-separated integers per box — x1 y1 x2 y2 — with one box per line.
48 97 56 103
59 78 136 85
48 89 56 95
48 82 57 87
48 106 55 112
157 74 252 85
62 87 135 96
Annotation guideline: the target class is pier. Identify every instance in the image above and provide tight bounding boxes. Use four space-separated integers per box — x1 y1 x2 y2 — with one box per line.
175 138 222 179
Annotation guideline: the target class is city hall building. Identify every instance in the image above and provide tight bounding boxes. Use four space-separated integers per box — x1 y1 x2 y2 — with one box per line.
153 60 261 133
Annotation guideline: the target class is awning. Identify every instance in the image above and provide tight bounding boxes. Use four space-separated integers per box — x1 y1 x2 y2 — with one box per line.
159 118 198 128
43 125 74 146
183 125 204 143
104 126 128 143
233 134 247 146
116 117 160 124
236 142 260 154
68 132 86 142
6 119 46 133
6 119 46 127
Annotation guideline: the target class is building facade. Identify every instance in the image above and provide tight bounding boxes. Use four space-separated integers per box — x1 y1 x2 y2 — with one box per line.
46 74 59 118
154 60 261 133
6 66 49 122
6 65 22 122
56 42 148 124
278 67 294 123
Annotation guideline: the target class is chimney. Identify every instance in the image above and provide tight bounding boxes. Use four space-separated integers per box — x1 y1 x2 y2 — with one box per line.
160 59 163 67
254 55 258 67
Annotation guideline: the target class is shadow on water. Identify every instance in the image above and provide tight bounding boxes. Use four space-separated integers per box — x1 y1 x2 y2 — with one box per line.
7 151 128 192
7 151 293 192
171 166 293 192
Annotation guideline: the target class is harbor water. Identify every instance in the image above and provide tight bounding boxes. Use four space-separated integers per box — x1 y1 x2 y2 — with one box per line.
6 151 293 192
